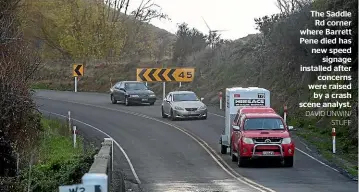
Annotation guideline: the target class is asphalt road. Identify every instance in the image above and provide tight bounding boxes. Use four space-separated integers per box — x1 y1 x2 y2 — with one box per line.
34 90 358 192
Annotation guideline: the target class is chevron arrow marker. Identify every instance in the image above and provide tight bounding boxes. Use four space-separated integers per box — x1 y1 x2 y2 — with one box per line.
158 69 167 81
138 68 146 81
148 69 156 81
167 69 176 81
74 65 82 76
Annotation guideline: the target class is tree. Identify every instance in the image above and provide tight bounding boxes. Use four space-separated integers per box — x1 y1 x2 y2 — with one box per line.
172 23 207 64
120 0 170 59
19 0 127 62
19 0 169 62
1 0 41 179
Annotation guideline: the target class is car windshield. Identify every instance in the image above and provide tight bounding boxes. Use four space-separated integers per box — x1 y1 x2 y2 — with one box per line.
173 93 198 101
125 83 147 90
243 118 284 130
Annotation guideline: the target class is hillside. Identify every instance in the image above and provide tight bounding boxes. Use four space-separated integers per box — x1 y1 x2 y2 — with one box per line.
30 0 358 177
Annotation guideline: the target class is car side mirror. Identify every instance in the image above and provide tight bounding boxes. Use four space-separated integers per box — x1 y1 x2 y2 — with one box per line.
200 97 204 101
232 125 240 131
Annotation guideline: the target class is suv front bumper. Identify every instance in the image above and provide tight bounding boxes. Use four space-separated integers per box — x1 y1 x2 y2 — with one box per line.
240 143 295 159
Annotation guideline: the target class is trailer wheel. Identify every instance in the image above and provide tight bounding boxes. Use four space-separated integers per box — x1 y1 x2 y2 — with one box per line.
220 145 227 154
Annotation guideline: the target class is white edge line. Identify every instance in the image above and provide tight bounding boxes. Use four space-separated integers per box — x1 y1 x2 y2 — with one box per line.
208 112 340 173
36 96 274 192
39 109 142 185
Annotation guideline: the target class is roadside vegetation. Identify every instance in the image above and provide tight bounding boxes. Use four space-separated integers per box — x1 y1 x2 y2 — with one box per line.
25 0 357 177
0 1 96 191
13 117 96 191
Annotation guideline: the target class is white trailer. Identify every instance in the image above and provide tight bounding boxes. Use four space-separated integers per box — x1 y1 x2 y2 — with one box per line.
219 87 271 154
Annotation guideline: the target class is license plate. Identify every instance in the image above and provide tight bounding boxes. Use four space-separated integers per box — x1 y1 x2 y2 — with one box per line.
142 98 148 101
262 151 274 155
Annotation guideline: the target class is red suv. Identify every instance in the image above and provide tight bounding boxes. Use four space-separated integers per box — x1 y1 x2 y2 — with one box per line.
230 110 295 167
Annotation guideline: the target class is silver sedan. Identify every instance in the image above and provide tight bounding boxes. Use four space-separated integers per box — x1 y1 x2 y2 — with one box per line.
161 91 207 120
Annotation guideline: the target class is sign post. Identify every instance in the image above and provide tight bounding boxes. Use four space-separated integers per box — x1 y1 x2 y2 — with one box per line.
162 82 166 100
219 91 223 110
73 64 84 92
136 68 195 100
74 77 78 92
332 128 336 154
283 105 288 124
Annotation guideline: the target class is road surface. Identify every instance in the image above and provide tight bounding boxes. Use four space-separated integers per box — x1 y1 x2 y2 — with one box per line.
34 90 358 192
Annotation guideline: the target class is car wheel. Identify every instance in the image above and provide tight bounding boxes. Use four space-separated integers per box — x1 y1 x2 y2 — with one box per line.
170 109 176 121
125 96 130 106
161 107 168 118
201 114 207 120
283 157 294 167
111 95 117 104
150 102 155 105
237 149 248 167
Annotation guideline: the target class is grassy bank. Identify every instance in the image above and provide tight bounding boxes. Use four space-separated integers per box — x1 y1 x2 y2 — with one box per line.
295 127 358 178
14 117 97 191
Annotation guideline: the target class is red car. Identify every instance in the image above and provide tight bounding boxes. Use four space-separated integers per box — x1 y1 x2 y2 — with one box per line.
230 110 295 167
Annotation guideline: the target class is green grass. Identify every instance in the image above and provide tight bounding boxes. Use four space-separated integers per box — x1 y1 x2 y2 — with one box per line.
31 82 50 89
38 118 85 163
297 128 358 177
15 117 96 191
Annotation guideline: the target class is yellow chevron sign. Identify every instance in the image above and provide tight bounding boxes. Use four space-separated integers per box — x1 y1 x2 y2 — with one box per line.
73 64 84 77
136 68 195 82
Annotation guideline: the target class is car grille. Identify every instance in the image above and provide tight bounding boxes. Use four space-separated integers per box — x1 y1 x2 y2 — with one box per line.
185 108 197 111
252 137 282 143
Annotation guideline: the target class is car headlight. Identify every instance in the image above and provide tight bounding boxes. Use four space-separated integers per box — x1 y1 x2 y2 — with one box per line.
282 138 292 144
242 137 254 144
149 94 156 97
129 95 139 98
174 106 183 110
198 105 207 110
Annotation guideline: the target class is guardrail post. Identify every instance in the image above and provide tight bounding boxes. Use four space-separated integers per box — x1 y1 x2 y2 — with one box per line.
68 111 71 133
332 128 336 154
73 126 77 148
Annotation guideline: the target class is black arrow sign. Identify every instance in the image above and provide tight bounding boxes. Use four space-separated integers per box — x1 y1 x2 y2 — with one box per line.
95 185 101 192
167 69 176 81
74 65 82 76
157 69 166 81
148 69 156 81
138 68 146 81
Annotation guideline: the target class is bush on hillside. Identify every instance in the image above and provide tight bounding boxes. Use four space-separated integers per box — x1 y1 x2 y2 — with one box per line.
0 0 42 179
15 153 95 191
